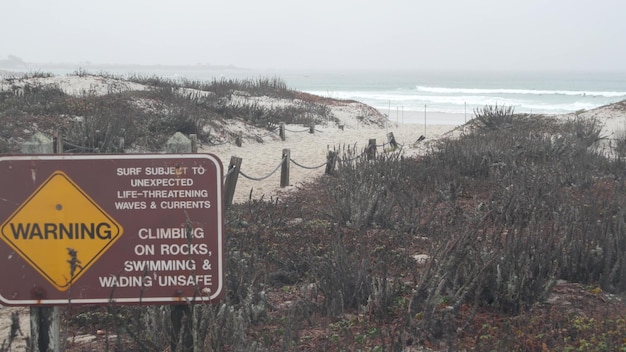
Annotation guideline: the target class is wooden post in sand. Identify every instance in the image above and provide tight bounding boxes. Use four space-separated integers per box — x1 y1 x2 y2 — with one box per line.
224 156 242 207
190 134 198 153
164 133 196 352
309 123 315 134
279 123 286 141
170 304 193 352
30 306 60 352
325 150 338 175
280 149 290 188
23 132 61 352
387 132 398 150
367 139 377 160
235 133 243 147
53 130 63 153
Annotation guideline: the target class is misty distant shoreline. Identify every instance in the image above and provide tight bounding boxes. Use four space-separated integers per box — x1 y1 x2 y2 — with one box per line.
0 61 243 72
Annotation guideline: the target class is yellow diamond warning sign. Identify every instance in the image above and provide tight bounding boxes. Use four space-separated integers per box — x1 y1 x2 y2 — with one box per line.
0 171 123 292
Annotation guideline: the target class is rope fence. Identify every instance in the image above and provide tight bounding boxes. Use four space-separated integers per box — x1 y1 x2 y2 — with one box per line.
239 157 286 181
284 127 310 133
19 128 425 207
222 131 426 206
290 158 327 170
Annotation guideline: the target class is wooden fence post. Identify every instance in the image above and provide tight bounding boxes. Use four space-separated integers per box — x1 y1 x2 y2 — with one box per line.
309 123 315 134
53 130 63 154
30 307 60 352
164 133 195 352
235 133 242 147
387 132 398 150
325 150 337 175
279 123 286 141
280 149 290 188
224 156 242 207
23 132 61 352
367 139 376 160
170 305 193 352
190 134 198 153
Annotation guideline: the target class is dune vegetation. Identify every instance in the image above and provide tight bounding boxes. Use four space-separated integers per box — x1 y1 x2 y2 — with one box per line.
2 72 626 351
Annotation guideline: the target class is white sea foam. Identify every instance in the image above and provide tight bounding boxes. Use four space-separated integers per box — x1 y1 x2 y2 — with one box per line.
307 85 625 115
415 86 626 98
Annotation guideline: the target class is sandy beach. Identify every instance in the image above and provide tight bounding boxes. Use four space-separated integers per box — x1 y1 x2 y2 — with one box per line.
200 123 458 203
384 109 474 126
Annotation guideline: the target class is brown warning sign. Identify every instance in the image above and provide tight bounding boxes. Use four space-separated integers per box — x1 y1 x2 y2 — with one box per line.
0 154 224 306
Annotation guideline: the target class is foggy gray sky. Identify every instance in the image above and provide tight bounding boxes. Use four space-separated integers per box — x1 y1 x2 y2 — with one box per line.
3 0 625 71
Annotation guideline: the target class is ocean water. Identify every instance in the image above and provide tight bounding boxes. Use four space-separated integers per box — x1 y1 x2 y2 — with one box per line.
10 65 626 125
274 69 626 123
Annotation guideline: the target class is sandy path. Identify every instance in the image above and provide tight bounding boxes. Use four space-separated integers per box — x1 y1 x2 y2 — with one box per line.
199 123 458 204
